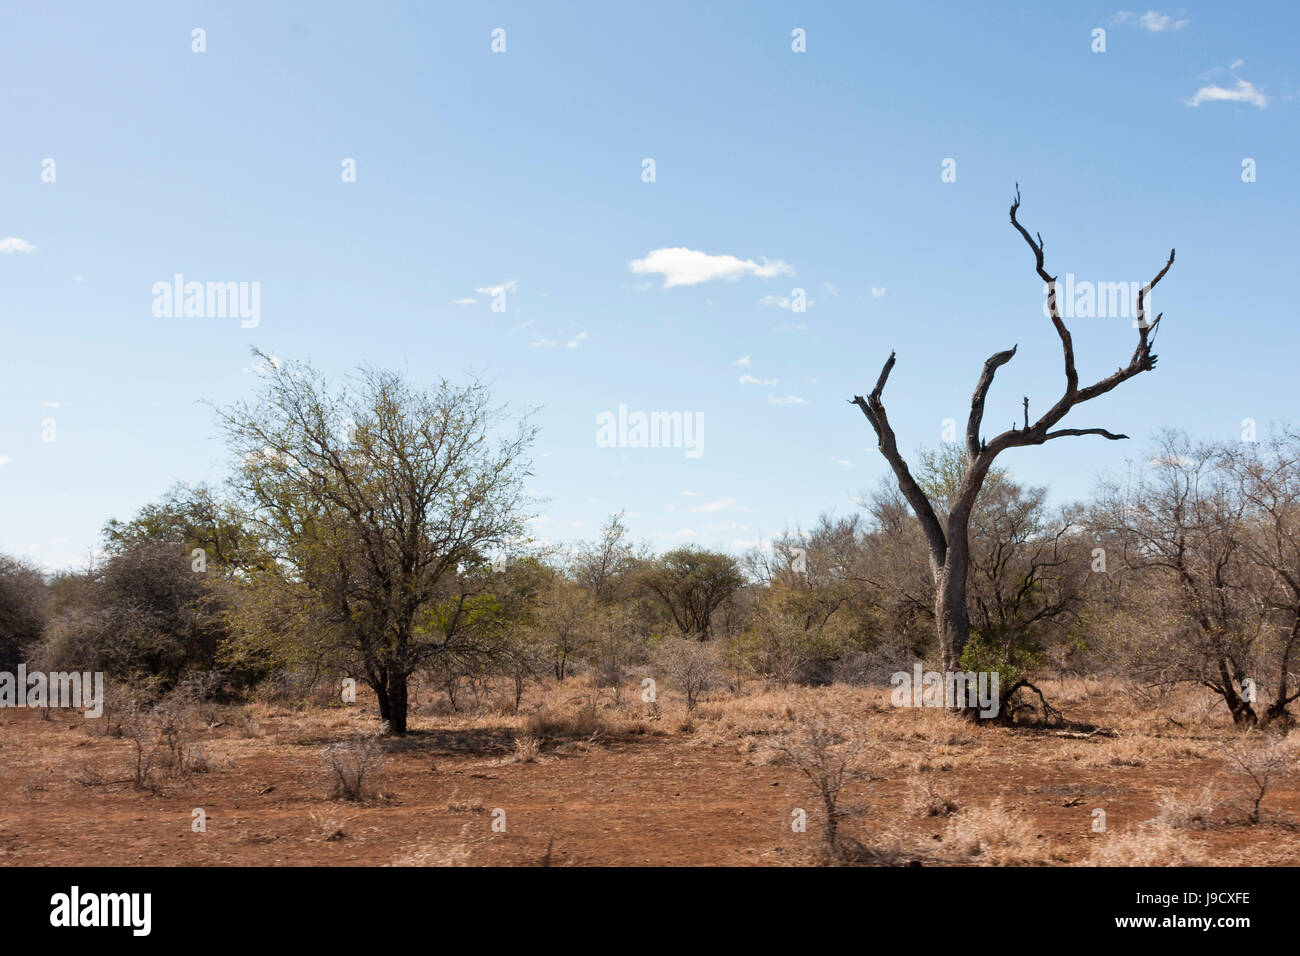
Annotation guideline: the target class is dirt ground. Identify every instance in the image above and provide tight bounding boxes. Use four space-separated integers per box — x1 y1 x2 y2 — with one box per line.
1 678 1297 866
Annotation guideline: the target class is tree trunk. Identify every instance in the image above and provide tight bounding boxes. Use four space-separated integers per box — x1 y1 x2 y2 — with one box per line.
384 672 409 734
931 501 976 673
935 561 971 673
1216 659 1257 726
1261 616 1300 728
853 190 1174 717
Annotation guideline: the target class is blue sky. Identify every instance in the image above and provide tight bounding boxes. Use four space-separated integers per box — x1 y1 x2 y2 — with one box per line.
2 1 1297 571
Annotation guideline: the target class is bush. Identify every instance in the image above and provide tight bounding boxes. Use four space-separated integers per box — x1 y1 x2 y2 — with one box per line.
1221 733 1296 825
322 734 385 801
768 710 874 864
525 704 605 740
0 555 47 671
653 638 724 710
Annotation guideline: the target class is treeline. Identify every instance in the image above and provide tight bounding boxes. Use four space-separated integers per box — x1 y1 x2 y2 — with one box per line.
2 356 1297 731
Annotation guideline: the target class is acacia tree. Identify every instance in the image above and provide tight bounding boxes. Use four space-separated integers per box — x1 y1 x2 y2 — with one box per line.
102 482 267 572
1224 432 1300 726
216 352 534 734
642 546 745 640
852 188 1175 680
1091 435 1261 724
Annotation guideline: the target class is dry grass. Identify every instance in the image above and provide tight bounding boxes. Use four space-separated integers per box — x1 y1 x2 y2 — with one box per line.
390 824 476 866
1153 787 1217 830
942 804 1051 865
3 671 1298 866
508 734 542 763
306 810 353 842
1085 824 1212 865
524 703 606 741
904 778 960 818
1082 735 1148 769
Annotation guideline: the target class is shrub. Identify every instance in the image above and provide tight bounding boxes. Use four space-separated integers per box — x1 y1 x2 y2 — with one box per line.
768 710 874 864
654 638 724 711
322 734 385 801
511 734 542 763
1221 733 1295 825
525 704 605 740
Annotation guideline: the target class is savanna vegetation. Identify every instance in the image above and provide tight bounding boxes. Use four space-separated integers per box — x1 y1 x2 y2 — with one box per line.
5 342 1300 866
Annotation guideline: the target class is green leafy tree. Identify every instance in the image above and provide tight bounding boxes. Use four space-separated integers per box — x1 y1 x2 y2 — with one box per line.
642 546 745 640
215 352 535 733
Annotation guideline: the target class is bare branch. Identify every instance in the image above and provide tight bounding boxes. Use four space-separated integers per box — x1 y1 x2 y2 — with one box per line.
851 352 947 568
1010 184 1077 396
966 345 1017 461
1044 427 1129 442
987 190 1175 455
1133 248 1176 364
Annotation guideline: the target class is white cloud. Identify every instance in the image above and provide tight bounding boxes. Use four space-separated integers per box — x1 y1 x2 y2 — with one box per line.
0 237 36 254
691 496 736 514
450 297 477 306
739 373 777 386
1112 10 1189 32
1188 77 1268 108
830 457 853 468
0 456 13 467
773 323 807 332
529 337 558 348
769 395 808 405
759 293 813 310
870 286 886 298
1140 10 1188 31
475 278 518 297
1230 59 1245 70
41 401 62 408
565 331 588 348
733 355 752 367
673 528 697 538
629 248 793 288
823 282 839 297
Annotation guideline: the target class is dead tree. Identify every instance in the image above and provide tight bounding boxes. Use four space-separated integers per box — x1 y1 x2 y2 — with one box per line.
852 186 1175 679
